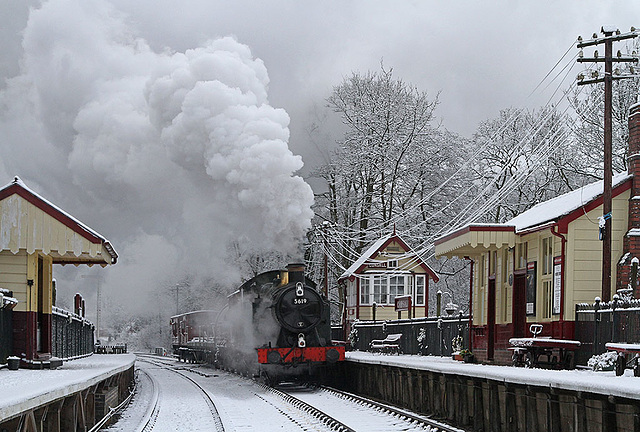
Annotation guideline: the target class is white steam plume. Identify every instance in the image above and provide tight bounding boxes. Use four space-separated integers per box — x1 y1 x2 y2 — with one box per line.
0 0 314 314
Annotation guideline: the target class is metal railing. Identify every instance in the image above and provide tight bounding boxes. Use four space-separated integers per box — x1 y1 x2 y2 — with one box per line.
348 313 470 356
52 306 95 360
575 297 640 364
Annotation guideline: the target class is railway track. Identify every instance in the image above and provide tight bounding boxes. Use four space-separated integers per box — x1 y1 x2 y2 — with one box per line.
134 355 461 432
256 382 356 432
278 383 463 431
133 369 160 432
138 355 355 431
316 386 463 432
135 356 225 431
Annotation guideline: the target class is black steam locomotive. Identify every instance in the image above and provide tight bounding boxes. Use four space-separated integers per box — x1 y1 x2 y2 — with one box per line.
171 263 344 382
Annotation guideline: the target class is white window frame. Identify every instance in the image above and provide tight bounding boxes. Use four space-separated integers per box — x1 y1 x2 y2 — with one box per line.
360 277 371 305
373 275 387 304
389 275 405 303
346 280 357 307
415 274 426 306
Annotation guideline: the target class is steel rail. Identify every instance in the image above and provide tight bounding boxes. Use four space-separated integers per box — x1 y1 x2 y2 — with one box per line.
320 386 464 432
136 356 225 432
134 369 160 432
87 375 136 432
256 382 356 432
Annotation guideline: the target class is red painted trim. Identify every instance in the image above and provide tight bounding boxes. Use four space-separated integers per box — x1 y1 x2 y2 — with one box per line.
355 278 360 320
435 224 515 246
556 178 632 233
516 221 557 235
12 310 37 360
256 346 346 364
353 234 439 282
551 225 567 338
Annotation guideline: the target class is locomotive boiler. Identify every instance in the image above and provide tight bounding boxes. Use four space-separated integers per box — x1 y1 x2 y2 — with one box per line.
171 263 344 383
218 263 344 381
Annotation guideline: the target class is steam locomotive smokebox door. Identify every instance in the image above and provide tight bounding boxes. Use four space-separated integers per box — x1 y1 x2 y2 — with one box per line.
275 284 324 336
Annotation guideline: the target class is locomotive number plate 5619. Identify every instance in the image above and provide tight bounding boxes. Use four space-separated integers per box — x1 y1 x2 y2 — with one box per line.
293 298 308 305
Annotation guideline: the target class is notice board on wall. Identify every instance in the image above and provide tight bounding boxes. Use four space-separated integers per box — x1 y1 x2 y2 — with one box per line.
526 261 536 316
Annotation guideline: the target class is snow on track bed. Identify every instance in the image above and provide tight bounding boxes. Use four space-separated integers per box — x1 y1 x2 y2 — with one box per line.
123 355 460 431
128 356 356 431
133 357 224 431
102 368 157 432
281 385 463 432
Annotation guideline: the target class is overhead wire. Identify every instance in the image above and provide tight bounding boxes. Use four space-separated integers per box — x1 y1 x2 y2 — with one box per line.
311 38 591 275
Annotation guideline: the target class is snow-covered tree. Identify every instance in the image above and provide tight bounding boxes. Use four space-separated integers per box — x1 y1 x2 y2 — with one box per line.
312 66 468 261
470 106 579 223
568 67 640 179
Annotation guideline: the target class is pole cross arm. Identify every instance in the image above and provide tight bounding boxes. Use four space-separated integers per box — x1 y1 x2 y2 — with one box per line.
577 30 639 48
578 74 640 86
578 57 638 63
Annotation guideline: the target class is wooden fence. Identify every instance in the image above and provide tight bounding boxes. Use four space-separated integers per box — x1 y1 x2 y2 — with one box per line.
52 306 95 360
575 297 640 365
346 313 470 356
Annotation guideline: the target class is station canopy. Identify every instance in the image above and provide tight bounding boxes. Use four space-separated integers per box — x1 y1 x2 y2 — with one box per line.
0 177 117 266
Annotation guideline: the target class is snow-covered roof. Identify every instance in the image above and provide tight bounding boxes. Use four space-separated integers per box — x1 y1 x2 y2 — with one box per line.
0 176 118 265
340 232 438 281
435 172 632 258
507 171 631 232
340 234 393 279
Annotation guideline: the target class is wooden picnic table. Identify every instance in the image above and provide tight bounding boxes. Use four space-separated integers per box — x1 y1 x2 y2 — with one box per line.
509 337 581 369
605 342 640 376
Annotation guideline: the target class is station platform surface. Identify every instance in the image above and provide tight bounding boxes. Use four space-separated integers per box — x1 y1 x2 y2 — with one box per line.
0 354 135 422
346 351 640 401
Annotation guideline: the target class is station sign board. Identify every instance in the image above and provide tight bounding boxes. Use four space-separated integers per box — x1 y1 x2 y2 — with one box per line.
395 295 412 312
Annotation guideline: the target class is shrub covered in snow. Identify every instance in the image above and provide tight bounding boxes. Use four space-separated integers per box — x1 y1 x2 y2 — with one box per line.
348 322 359 349
587 351 618 371
417 328 428 355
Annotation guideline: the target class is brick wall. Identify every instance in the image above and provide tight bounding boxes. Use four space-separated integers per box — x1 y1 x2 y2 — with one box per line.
617 104 640 296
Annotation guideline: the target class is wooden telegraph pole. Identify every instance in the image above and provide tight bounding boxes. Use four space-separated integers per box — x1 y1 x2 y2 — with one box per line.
577 27 639 302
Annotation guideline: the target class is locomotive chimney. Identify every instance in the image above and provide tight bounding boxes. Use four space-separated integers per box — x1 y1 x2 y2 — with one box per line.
287 263 305 284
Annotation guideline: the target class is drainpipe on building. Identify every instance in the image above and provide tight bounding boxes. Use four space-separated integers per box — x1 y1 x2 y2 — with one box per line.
551 225 567 338
464 256 474 352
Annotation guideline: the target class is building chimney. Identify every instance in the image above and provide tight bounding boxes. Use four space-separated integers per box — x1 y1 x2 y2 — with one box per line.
617 103 640 296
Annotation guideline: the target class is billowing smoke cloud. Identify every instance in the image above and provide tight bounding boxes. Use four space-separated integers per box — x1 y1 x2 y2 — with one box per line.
0 0 314 315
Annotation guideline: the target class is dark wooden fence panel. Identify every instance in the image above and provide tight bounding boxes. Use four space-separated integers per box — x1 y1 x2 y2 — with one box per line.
52 306 95 359
0 306 12 364
575 298 640 365
350 314 470 356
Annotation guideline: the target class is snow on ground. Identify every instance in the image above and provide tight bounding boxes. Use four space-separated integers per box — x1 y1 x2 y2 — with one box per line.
347 351 640 400
0 354 135 422
103 367 154 431
135 361 219 432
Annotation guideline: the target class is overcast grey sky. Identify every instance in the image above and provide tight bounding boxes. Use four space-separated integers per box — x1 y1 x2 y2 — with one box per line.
1 0 639 322
5 2 640 153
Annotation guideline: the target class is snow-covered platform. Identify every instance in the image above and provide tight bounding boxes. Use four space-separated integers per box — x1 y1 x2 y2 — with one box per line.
346 351 640 400
0 354 135 423
344 352 640 431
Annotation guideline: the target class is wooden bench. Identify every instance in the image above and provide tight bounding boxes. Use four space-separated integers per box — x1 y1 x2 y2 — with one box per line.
370 333 402 354
606 342 640 376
